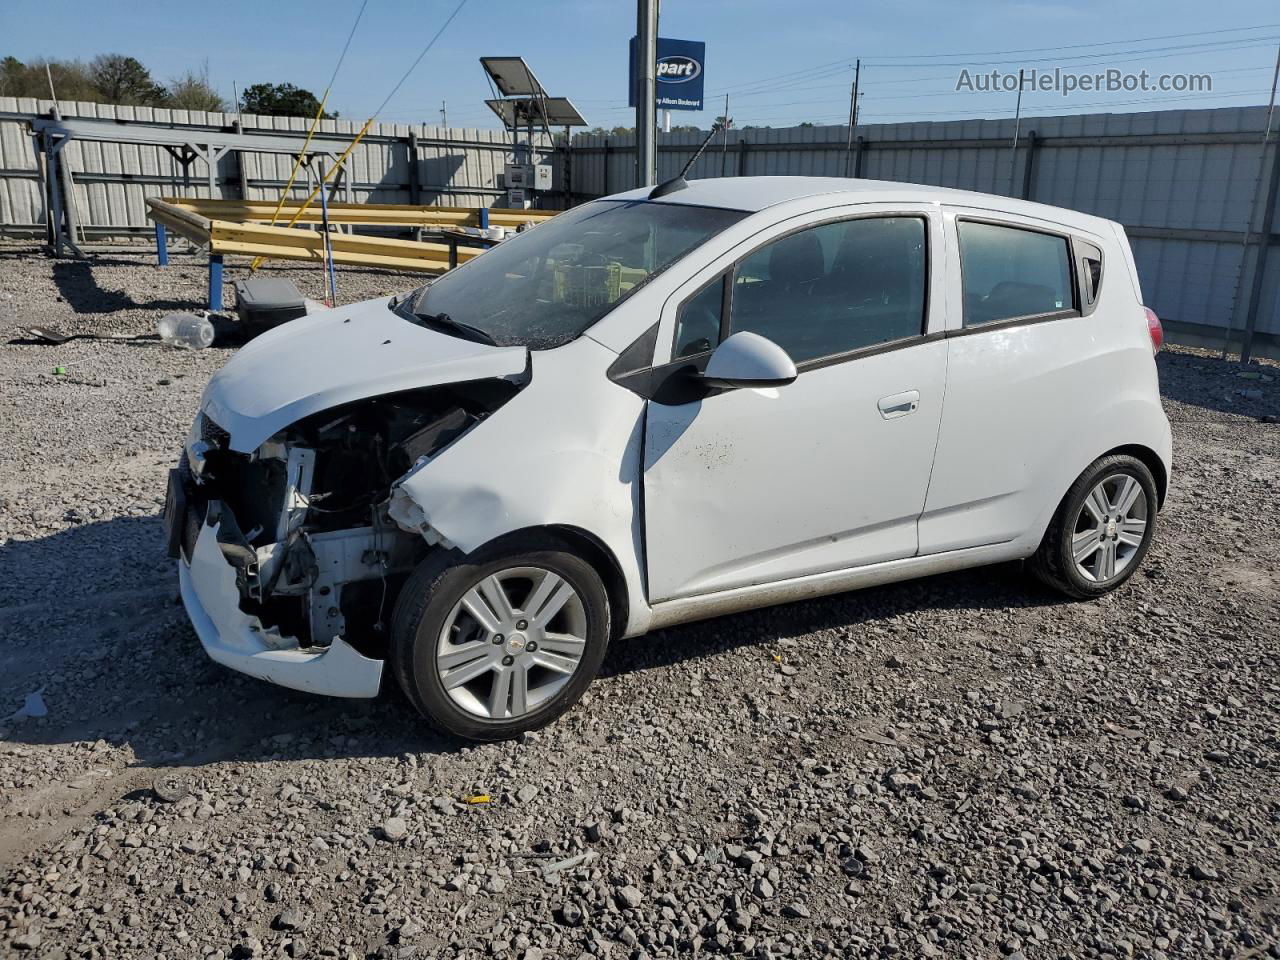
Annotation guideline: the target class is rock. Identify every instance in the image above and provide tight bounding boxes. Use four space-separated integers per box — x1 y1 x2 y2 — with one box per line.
381 817 408 841
584 820 605 842
1190 864 1219 881
152 774 190 803
782 902 811 919
616 885 644 909
275 908 305 931
11 931 41 951
557 901 584 927
515 785 539 804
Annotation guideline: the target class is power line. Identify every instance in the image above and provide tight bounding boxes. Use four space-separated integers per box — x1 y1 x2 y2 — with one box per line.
866 36 1280 69
701 21 1280 97
325 0 369 93
372 0 467 118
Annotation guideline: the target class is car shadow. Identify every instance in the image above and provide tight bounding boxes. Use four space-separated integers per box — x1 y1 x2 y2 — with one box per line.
600 560 1059 681
1157 348 1279 420
0 513 1062 770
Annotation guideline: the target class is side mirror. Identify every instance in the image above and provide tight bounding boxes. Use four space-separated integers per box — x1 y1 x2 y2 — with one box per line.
696 331 797 389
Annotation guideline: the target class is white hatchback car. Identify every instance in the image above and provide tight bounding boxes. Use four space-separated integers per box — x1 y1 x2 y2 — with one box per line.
166 176 1171 740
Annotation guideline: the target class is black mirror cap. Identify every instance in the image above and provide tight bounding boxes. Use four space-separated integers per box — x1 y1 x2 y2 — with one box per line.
696 371 798 390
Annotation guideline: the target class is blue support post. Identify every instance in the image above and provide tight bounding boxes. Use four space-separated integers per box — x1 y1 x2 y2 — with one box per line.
479 206 489 229
208 255 224 312
155 222 169 266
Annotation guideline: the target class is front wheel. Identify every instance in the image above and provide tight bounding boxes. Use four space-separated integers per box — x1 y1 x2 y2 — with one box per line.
390 537 610 741
1030 454 1159 600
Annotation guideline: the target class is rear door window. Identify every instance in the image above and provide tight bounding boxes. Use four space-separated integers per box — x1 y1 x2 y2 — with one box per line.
958 220 1075 327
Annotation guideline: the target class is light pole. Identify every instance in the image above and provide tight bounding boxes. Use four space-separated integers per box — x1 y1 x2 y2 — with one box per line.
636 0 658 186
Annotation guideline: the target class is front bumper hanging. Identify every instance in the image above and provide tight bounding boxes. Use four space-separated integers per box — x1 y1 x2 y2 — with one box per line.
169 489 385 699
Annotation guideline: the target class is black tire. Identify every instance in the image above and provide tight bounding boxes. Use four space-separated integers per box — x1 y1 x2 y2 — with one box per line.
390 534 610 741
1030 454 1158 600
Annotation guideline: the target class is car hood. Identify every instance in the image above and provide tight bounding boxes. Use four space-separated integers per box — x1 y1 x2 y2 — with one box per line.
201 296 528 452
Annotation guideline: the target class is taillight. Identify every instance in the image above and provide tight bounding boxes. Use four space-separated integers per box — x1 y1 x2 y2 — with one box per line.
1144 306 1163 354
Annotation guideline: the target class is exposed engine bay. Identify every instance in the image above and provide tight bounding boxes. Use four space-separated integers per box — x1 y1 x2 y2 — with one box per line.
174 379 523 658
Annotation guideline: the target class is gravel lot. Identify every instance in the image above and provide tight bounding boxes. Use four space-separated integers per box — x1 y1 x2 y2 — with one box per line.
1 242 1278 960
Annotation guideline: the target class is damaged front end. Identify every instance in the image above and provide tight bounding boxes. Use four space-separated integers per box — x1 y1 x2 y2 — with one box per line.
167 379 523 697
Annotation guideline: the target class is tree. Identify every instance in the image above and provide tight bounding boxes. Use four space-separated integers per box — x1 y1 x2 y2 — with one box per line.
240 82 332 118
165 63 226 112
90 54 165 105
0 56 100 101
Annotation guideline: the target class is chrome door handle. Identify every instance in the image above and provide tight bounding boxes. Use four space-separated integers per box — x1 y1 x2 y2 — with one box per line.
878 390 920 420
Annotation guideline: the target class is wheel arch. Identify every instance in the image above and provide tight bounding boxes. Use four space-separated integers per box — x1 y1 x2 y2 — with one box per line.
1103 443 1168 508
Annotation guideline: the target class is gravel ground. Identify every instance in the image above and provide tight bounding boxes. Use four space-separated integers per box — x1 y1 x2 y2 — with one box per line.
0 242 1278 960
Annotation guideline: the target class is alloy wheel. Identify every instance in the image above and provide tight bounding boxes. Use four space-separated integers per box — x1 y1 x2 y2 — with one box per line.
1070 473 1149 583
435 566 588 720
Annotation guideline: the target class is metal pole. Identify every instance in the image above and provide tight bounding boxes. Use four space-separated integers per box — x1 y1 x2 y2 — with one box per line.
441 100 448 127
208 255 224 312
635 0 658 186
719 95 730 178
1010 68 1026 194
1227 44 1280 362
844 60 860 178
1020 130 1039 200
316 160 338 306
155 222 168 266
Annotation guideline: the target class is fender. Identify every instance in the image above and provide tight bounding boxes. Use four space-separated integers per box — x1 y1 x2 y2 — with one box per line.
390 336 657 637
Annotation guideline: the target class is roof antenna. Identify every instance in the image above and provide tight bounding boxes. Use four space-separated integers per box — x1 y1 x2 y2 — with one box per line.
649 118 726 199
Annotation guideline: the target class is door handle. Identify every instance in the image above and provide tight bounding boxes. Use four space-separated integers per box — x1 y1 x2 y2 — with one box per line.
878 390 920 420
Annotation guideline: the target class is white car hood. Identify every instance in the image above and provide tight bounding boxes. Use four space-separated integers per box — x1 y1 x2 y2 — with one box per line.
201 296 528 452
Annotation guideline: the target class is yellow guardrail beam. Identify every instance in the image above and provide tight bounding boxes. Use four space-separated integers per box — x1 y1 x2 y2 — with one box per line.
146 197 501 274
159 197 555 229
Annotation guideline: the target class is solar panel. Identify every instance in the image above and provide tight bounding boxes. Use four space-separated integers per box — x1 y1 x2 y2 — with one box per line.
480 57 547 98
485 97 588 129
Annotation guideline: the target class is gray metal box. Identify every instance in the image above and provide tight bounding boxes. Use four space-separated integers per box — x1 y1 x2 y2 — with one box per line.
233 277 307 336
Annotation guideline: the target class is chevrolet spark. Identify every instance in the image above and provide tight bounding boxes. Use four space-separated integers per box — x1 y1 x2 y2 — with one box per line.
166 176 1171 741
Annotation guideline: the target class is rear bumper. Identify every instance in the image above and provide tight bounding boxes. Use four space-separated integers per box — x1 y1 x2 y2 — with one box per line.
179 517 384 698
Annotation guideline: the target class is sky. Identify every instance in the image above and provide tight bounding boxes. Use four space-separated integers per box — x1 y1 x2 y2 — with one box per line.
3 0 1279 131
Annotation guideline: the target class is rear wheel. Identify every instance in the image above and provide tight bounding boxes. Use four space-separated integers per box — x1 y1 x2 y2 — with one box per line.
1030 454 1158 599
391 537 610 741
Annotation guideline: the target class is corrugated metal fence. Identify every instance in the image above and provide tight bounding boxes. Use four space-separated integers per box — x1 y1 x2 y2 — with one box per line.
2 97 1277 355
0 96 554 232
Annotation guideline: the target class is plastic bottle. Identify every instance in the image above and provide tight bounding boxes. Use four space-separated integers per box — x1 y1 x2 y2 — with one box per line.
157 312 215 349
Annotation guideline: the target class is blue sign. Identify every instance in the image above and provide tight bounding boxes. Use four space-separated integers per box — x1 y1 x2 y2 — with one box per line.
629 36 706 112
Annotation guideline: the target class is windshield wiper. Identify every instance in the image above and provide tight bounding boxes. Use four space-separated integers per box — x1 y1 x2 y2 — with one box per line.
414 311 498 346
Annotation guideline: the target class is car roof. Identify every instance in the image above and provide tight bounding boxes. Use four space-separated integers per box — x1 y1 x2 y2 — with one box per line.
608 176 1117 235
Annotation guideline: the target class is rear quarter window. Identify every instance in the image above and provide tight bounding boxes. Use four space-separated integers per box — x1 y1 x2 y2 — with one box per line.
958 220 1075 327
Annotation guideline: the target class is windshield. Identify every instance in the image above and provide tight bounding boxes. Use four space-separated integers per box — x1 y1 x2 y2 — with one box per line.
401 200 746 348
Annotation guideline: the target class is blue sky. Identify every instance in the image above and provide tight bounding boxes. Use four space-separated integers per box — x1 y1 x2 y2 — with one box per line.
3 0 1278 130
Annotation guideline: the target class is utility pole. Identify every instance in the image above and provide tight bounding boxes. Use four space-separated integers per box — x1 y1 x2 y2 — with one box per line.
440 100 448 128
843 60 860 177
1236 43 1280 365
719 94 731 177
1010 67 1026 194
635 0 658 186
